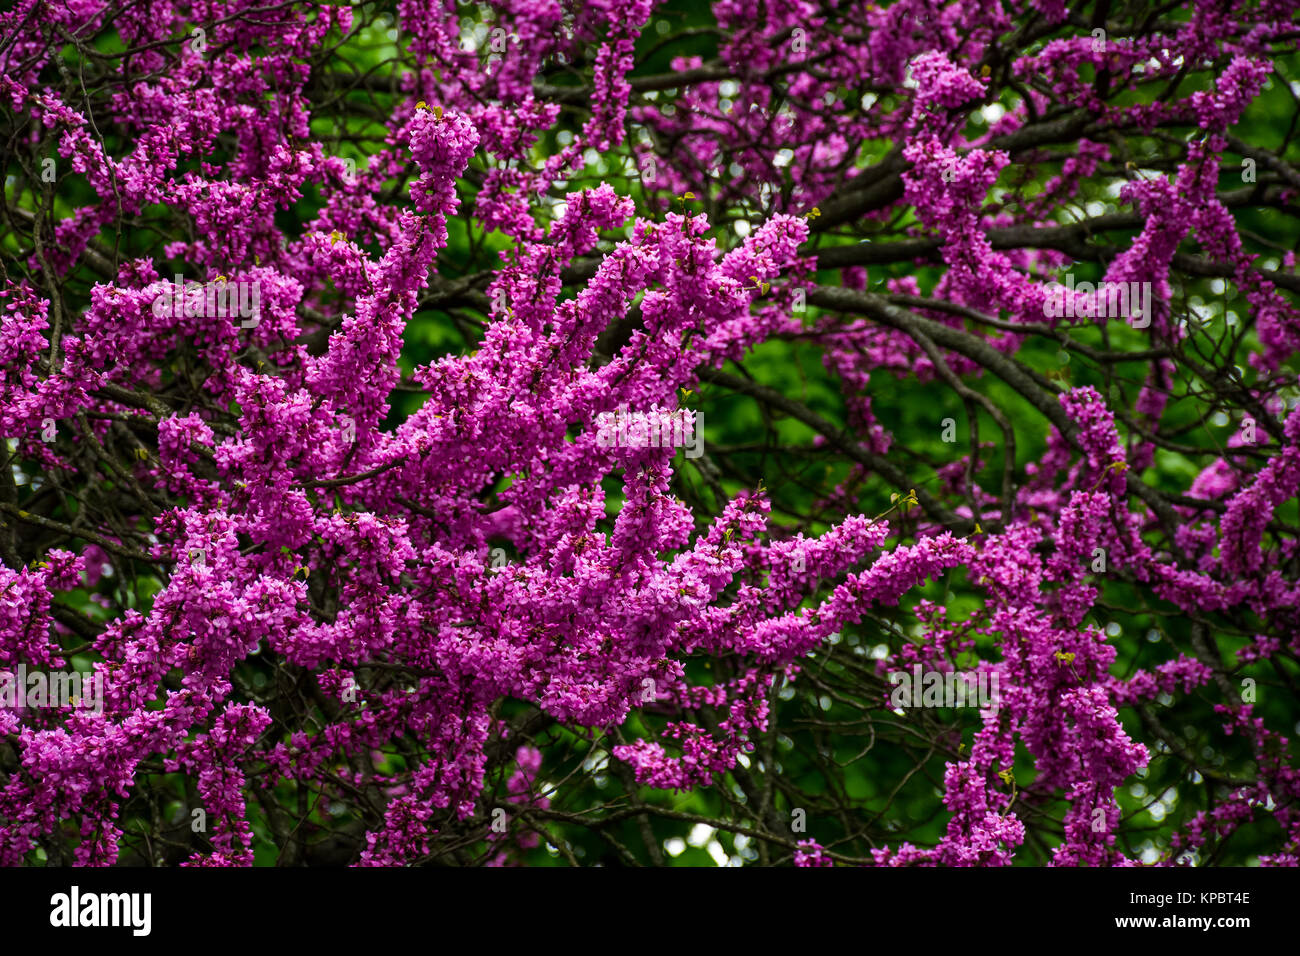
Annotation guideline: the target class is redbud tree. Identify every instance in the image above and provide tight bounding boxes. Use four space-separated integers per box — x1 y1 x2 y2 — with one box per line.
2 0 1299 867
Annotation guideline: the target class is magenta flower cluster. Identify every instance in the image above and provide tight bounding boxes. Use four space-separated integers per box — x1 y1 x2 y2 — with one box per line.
2 0 1298 867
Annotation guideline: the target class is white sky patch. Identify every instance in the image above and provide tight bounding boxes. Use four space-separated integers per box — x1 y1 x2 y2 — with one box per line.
687 823 714 848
